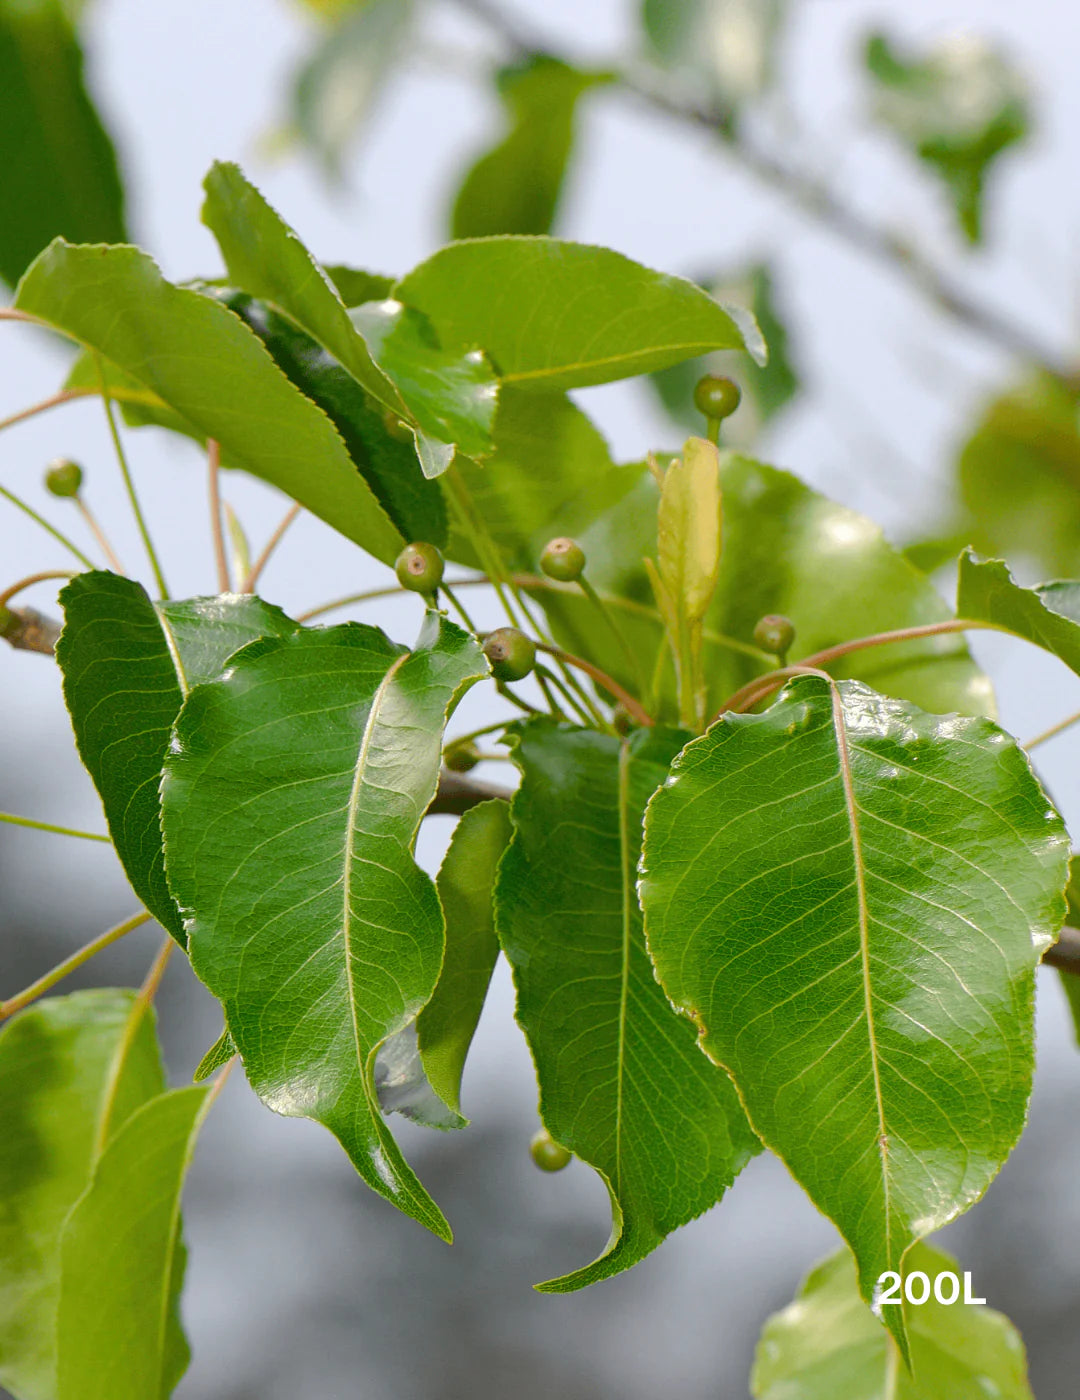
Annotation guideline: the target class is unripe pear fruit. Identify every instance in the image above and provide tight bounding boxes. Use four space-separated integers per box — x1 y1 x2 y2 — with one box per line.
443 739 481 772
483 627 536 682
539 536 586 583
753 613 796 657
44 458 83 498
693 374 742 423
530 1127 572 1172
395 542 444 594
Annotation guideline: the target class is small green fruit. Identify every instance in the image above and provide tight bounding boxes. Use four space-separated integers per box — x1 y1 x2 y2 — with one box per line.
530 1128 571 1172
444 739 481 772
753 613 796 657
483 627 535 682
44 458 83 498
693 375 742 423
612 703 635 737
395 542 444 594
539 536 586 583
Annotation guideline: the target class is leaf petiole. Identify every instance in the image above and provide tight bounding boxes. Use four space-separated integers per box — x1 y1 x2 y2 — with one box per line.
0 910 152 1021
0 810 110 842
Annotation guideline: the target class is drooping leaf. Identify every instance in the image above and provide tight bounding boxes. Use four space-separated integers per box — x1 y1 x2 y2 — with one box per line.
57 573 298 943
642 0 787 118
497 721 760 1290
0 0 126 286
56 1084 215 1400
451 56 603 239
15 241 403 563
535 454 994 724
417 799 512 1118
650 264 799 445
641 675 1068 1355
865 31 1029 243
751 1243 1034 1399
956 550 1080 675
0 989 167 1400
160 616 488 1237
394 238 764 393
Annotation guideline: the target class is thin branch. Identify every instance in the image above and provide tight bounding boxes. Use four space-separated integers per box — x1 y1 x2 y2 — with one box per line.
0 388 92 436
207 439 231 593
1024 708 1080 752
75 498 125 574
0 482 95 569
535 641 653 727
0 811 110 842
240 502 302 593
96 353 169 598
429 770 512 815
0 606 62 654
0 910 152 1020
1044 925 1080 975
0 570 74 608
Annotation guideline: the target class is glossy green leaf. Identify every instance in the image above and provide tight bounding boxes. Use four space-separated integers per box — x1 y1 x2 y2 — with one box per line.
161 616 488 1237
650 264 799 445
641 675 1068 1355
15 241 403 564
0 0 126 286
536 454 994 723
451 56 602 239
57 573 298 943
56 1084 214 1400
751 1243 1033 1399
957 550 1080 674
0 989 167 1400
394 238 763 393
497 721 760 1290
642 0 787 116
865 31 1029 244
417 799 512 1118
350 299 498 463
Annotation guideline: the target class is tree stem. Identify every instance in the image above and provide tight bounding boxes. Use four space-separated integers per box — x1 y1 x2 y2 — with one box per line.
0 811 110 842
95 354 169 598
0 570 74 608
535 641 653 726
207 439 230 593
74 498 125 574
0 483 95 569
0 388 92 436
0 910 152 1020
240 502 302 593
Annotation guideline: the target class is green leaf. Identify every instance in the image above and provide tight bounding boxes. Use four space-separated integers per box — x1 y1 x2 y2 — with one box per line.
865 31 1029 244
450 57 603 239
291 0 414 177
497 720 760 1291
956 549 1080 676
56 1084 214 1400
322 264 393 308
15 240 403 564
417 799 512 1118
650 264 799 445
160 615 488 1237
57 573 299 943
656 437 722 626
193 1028 235 1083
0 0 126 286
535 454 994 724
394 238 764 393
642 0 787 116
350 299 498 463
1059 855 1080 1047
641 675 1068 1356
751 1243 1033 1399
0 989 167 1400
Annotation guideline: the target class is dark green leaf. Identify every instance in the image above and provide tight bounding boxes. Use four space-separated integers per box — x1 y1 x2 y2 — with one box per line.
642 0 787 116
0 989 167 1400
641 675 1068 1356
865 31 1029 243
956 549 1080 676
15 241 403 563
395 238 764 393
751 1243 1033 1399
417 799 512 1118
497 721 760 1290
0 0 126 286
57 574 299 943
451 57 603 239
56 1084 213 1400
161 615 488 1237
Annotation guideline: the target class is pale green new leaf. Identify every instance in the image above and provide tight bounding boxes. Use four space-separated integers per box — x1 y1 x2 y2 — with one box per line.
56 1085 215 1400
957 549 1080 676
497 721 760 1291
15 241 403 563
656 436 722 624
161 616 488 1237
395 238 764 392
0 989 167 1400
641 676 1068 1356
752 1243 1033 1399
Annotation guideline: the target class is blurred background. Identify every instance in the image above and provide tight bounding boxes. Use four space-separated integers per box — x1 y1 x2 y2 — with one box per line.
2 0 1080 1394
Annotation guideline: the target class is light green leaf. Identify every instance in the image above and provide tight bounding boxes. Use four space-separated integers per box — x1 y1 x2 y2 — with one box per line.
57 573 299 943
56 1084 215 1400
640 675 1068 1356
642 0 787 115
497 721 760 1290
451 56 604 239
751 1243 1033 1399
417 799 512 1118
15 240 403 564
193 1029 235 1083
656 436 722 625
957 549 1080 675
160 615 488 1237
322 263 393 307
865 31 1029 244
394 238 763 392
1059 856 1080 1047
0 989 167 1400
0 0 126 286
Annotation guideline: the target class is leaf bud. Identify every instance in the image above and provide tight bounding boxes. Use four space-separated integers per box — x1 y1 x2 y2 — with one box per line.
612 703 635 736
395 542 444 594
443 739 481 772
540 536 586 583
44 458 83 498
483 627 536 682
530 1127 572 1172
753 613 796 657
693 375 741 423
382 409 414 443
